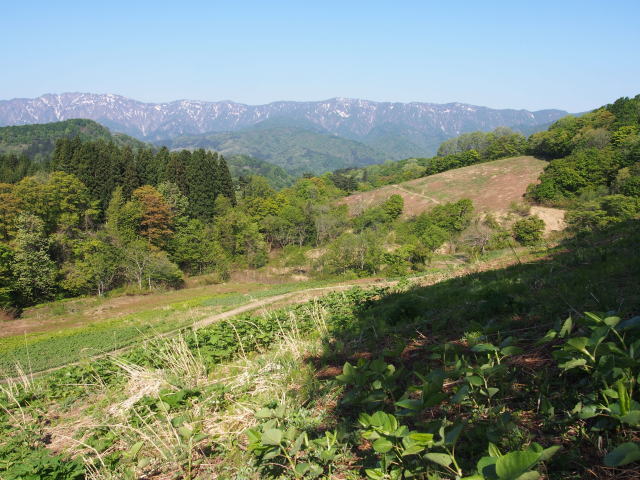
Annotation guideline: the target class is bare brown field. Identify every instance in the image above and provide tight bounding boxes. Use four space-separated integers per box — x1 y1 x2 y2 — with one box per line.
342 156 548 217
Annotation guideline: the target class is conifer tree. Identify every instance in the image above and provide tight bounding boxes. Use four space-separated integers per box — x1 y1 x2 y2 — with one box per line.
165 150 189 195
186 149 218 220
121 146 141 198
218 155 236 206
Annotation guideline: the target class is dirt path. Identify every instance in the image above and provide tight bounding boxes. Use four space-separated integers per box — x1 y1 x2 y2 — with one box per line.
1 282 386 382
3 250 539 383
391 184 441 204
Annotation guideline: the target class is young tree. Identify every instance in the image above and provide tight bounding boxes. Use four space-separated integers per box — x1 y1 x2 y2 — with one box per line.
512 216 545 245
132 185 174 247
382 194 404 220
62 236 120 296
0 243 17 312
11 214 57 304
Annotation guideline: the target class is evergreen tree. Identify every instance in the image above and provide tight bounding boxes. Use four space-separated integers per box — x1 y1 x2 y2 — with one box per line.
186 149 219 220
165 150 189 195
218 155 236 206
121 146 141 198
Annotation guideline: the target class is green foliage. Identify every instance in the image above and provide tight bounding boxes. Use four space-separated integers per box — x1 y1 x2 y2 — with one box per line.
164 124 387 176
382 194 404 219
438 127 527 161
0 118 145 166
526 96 640 211
511 216 545 245
228 155 295 189
11 214 57 304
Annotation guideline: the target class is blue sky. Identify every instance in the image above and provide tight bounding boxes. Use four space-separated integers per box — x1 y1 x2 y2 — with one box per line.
2 1 638 111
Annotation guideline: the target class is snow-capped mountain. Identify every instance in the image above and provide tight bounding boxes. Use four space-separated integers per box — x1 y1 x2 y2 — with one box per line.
0 93 568 146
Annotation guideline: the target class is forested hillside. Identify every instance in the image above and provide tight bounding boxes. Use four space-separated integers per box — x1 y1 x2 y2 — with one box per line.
163 122 388 175
0 94 639 480
226 154 296 189
0 118 146 160
1 95 638 318
328 127 532 191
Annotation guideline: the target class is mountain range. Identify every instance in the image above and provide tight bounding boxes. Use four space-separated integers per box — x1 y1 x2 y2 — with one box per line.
0 92 572 172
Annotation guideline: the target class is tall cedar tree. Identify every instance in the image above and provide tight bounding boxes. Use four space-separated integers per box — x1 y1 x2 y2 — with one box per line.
121 146 141 198
218 155 237 205
165 150 190 195
187 149 219 220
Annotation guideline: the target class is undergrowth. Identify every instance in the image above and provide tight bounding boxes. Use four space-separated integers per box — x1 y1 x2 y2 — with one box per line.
0 220 639 479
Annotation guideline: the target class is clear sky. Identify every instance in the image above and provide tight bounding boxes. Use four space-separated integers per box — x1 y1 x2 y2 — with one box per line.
2 0 638 112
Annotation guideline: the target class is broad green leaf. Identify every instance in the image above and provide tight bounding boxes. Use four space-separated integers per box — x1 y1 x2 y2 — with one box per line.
255 408 273 418
495 450 540 479
566 337 590 356
396 398 423 410
408 432 434 445
487 387 500 397
559 317 573 338
452 384 470 404
488 442 502 458
620 410 640 426
537 329 557 344
513 472 540 480
445 423 464 446
425 452 453 467
472 343 499 353
604 442 640 467
501 346 523 356
559 358 587 370
477 456 498 478
177 426 193 439
262 428 283 446
246 428 261 445
604 316 621 327
466 375 484 386
578 404 598 420
584 312 604 324
537 445 560 462
401 444 425 456
295 463 310 475
365 468 386 480
372 438 393 453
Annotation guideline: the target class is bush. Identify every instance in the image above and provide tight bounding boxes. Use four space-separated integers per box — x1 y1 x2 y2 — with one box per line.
512 216 545 245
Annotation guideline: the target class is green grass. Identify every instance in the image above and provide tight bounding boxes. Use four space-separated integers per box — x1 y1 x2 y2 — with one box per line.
0 279 340 375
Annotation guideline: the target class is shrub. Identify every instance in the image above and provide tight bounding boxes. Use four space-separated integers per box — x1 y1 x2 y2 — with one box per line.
511 216 545 245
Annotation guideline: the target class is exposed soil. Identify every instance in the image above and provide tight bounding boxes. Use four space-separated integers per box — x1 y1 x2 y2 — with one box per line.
530 205 567 233
342 156 547 217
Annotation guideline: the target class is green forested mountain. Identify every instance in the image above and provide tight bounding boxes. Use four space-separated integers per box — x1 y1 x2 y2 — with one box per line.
162 122 388 175
0 119 147 161
226 154 296 188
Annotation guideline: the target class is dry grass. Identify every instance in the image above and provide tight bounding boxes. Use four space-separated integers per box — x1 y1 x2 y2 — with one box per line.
341 156 547 218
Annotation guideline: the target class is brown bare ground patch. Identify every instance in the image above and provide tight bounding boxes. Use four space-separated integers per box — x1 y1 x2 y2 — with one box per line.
530 206 567 233
341 156 547 218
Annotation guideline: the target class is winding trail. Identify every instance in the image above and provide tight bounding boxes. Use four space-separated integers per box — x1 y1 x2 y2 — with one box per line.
3 251 535 383
391 184 441 204
1 282 388 383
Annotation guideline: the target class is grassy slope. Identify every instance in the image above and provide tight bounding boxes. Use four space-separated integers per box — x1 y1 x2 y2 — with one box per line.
2 220 637 480
342 156 547 216
0 279 339 374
